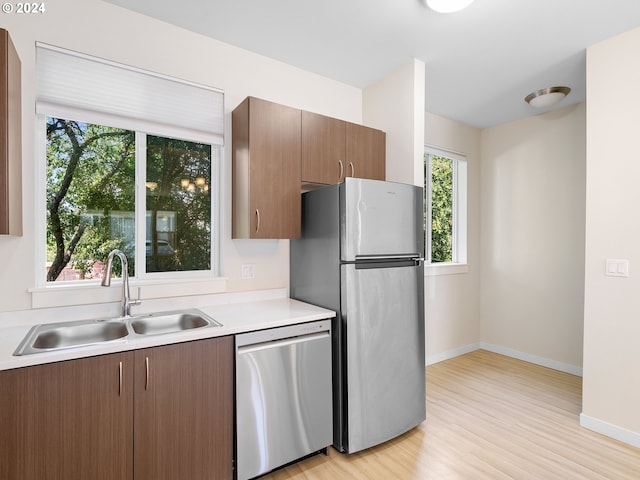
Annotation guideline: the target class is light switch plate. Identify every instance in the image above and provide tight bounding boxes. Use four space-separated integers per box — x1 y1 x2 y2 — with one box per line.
241 263 255 279
605 259 629 277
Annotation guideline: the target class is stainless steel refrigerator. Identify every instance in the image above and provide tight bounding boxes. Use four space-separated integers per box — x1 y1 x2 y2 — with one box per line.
290 177 426 454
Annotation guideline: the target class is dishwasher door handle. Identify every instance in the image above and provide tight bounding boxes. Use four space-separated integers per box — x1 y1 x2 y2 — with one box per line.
237 331 329 355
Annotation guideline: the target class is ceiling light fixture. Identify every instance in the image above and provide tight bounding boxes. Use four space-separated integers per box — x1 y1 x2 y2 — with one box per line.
524 86 571 108
425 0 475 13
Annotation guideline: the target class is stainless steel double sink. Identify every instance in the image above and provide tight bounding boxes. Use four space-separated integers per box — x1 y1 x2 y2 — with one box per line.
14 309 222 356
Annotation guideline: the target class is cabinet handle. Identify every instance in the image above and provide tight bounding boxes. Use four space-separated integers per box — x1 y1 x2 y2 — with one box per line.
255 209 261 234
118 361 123 396
145 356 150 390
349 162 355 178
338 160 344 181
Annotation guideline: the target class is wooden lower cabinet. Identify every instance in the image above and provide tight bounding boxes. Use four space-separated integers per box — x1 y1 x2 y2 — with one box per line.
134 338 234 480
0 336 234 480
0 352 134 480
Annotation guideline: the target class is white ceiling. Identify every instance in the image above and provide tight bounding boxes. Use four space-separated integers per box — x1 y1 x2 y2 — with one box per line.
104 0 640 128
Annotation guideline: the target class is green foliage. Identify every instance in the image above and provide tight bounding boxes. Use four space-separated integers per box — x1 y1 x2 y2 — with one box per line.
46 118 213 281
427 155 453 263
146 135 212 273
46 118 135 281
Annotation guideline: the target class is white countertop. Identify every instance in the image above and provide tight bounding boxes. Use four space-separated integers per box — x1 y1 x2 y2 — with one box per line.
0 298 335 371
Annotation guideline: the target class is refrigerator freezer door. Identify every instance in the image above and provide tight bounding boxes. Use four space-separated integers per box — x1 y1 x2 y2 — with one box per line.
341 178 424 261
341 262 426 453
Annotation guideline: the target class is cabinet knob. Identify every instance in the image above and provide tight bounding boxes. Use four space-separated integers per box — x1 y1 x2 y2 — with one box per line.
255 209 261 234
338 160 344 181
349 162 355 178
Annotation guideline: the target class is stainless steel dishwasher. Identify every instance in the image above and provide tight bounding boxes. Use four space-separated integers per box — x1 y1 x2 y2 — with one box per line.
235 319 332 480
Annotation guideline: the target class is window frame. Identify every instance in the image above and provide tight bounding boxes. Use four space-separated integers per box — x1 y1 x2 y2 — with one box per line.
424 145 468 276
32 107 224 306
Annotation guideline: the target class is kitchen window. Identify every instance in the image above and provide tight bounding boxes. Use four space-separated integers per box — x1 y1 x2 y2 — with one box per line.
45 119 216 282
424 146 467 273
35 44 224 298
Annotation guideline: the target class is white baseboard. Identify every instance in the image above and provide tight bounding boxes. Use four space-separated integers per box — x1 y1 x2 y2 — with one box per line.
580 413 640 449
426 342 481 365
426 342 583 377
479 342 583 377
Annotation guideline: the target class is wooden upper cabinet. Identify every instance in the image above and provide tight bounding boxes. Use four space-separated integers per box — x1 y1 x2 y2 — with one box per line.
345 122 386 181
301 111 386 186
0 28 22 236
301 111 346 185
232 96 386 239
233 96 301 239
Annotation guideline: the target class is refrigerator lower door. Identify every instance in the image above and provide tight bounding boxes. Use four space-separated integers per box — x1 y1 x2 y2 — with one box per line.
341 262 426 453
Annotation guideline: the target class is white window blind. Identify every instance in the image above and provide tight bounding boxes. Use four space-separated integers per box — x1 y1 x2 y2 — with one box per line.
36 43 224 145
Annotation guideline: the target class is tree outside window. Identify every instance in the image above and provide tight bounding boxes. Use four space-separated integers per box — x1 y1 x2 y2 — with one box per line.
429 155 453 262
425 150 459 264
45 117 214 282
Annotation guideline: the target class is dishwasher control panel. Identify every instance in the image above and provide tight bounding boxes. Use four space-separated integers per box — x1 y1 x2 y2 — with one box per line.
235 318 331 347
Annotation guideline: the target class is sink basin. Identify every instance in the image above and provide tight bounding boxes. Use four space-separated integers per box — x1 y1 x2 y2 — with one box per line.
13 309 222 356
130 311 219 335
15 319 129 355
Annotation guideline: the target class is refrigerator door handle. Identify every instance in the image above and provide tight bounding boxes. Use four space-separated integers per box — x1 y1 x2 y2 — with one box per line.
355 254 422 262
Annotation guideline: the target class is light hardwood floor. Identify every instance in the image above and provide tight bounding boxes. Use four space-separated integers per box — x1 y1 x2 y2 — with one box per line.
261 349 640 479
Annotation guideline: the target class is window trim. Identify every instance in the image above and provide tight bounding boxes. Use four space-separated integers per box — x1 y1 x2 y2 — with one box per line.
33 45 226 308
33 111 224 306
424 145 468 275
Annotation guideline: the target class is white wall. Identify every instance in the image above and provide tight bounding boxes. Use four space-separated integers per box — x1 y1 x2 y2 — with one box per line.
480 104 586 372
0 0 363 313
424 113 482 363
365 64 482 366
363 59 425 186
582 26 640 447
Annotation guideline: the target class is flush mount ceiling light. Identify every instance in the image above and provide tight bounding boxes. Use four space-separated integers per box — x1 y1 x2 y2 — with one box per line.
425 0 475 13
525 86 571 108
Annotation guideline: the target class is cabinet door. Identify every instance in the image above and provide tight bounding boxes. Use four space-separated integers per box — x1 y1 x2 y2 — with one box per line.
0 353 134 480
345 122 386 181
301 111 346 185
232 97 301 239
134 336 234 480
0 28 22 236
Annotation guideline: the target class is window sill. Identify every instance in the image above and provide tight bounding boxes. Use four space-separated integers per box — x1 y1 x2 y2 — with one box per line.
29 276 228 309
425 263 469 276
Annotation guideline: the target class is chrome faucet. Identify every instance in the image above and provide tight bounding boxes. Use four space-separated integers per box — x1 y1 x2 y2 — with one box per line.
101 249 140 317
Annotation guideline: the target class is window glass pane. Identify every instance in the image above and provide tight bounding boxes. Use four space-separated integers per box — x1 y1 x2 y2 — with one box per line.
430 155 453 263
46 118 135 281
145 135 212 273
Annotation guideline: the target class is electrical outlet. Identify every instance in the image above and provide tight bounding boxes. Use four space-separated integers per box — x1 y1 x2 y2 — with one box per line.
241 264 255 280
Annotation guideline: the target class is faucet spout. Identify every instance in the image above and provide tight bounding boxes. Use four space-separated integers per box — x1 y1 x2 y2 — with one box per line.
101 249 140 317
